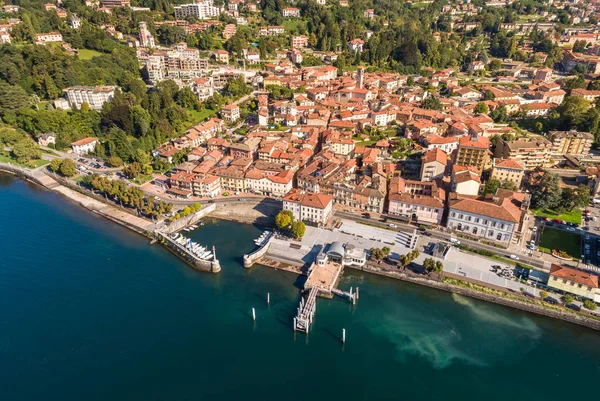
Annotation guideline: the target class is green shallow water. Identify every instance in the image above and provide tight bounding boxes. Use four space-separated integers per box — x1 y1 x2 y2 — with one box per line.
1 174 599 401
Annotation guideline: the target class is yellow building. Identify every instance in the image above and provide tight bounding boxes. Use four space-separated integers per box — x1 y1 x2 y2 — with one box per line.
491 158 524 188
455 135 490 171
548 264 599 300
549 130 593 156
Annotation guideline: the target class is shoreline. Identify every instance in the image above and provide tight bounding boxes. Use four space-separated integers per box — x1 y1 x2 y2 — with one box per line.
3 168 600 332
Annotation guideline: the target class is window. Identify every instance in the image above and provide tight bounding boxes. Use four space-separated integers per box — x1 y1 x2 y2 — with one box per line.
496 233 502 241
467 216 472 222
472 227 478 234
459 214 463 219
475 217 480 223
489 230 494 237
563 279 567 284
500 223 505 230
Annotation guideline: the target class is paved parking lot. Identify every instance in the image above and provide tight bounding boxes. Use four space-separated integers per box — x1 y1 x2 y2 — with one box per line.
268 219 543 297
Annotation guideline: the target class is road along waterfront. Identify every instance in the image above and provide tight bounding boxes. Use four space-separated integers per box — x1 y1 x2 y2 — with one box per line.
2 174 600 401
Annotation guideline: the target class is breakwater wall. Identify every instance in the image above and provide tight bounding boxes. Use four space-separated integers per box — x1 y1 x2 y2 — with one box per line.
348 264 600 332
162 203 216 234
243 234 273 268
156 231 221 273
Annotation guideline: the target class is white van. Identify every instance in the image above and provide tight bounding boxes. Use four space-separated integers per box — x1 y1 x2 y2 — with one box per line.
449 237 460 245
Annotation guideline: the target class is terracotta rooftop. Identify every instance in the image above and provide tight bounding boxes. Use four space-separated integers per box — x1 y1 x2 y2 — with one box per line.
550 264 599 288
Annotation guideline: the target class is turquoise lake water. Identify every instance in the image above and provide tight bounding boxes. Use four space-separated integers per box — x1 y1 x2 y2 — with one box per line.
1 174 600 401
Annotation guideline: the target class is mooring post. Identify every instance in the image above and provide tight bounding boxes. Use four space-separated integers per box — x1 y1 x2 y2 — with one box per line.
252 307 256 321
293 317 297 331
350 287 353 297
267 293 270 305
342 328 346 343
356 287 359 300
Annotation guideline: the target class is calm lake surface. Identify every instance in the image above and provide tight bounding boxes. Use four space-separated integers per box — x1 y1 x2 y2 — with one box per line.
1 174 599 401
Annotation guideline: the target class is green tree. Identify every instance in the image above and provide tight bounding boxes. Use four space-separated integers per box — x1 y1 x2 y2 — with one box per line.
539 290 548 300
491 106 508 123
530 170 562 211
474 102 489 114
422 96 443 111
583 300 597 310
108 156 124 167
50 158 62 172
423 258 443 275
59 158 77 177
290 221 306 239
12 137 42 163
561 294 574 305
275 210 293 229
124 162 142 179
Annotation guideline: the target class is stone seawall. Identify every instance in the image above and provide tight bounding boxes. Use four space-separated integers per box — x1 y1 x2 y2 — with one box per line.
348 264 600 331
0 163 49 187
162 203 216 234
243 235 273 268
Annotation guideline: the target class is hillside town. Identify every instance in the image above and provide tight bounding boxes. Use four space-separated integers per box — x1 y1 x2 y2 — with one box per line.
4 0 600 314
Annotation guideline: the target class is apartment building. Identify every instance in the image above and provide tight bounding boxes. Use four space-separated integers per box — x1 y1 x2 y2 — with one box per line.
281 7 300 17
455 135 490 171
491 158 524 188
35 32 63 44
282 189 334 227
548 130 593 156
388 177 445 225
174 0 221 19
494 137 553 170
71 137 98 155
420 148 447 182
64 86 116 110
221 104 240 123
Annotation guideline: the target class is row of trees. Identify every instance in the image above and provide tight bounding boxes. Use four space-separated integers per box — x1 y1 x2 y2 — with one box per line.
171 202 201 221
83 173 173 218
275 210 306 239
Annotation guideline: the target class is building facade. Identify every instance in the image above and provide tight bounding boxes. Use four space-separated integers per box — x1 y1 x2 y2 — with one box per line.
282 189 334 227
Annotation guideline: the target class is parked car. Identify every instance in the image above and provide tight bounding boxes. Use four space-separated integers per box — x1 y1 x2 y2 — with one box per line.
510 254 520 260
388 223 398 228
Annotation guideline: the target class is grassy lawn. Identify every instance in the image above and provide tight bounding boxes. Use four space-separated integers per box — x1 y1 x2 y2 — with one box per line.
356 140 376 147
186 108 216 128
283 19 301 32
129 174 152 185
532 208 582 224
538 226 581 258
78 49 103 60
0 154 49 168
